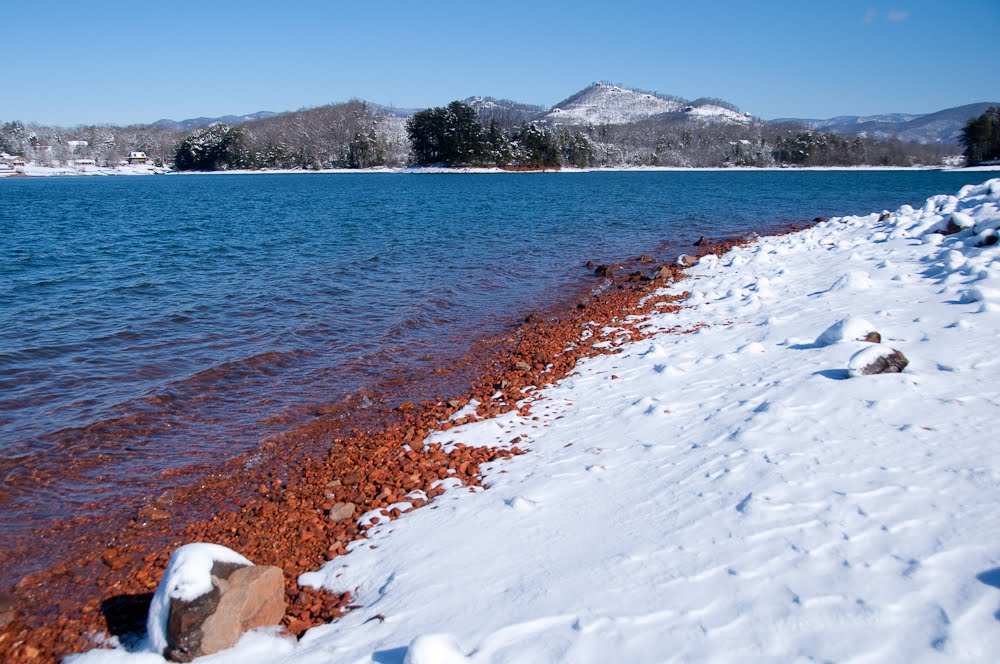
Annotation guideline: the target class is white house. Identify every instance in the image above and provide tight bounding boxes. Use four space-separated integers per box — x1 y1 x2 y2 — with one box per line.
127 151 149 165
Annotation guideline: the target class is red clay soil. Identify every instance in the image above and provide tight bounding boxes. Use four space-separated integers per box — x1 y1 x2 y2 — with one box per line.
0 233 780 662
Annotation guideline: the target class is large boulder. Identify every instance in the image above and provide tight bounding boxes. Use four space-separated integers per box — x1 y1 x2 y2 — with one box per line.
148 543 285 662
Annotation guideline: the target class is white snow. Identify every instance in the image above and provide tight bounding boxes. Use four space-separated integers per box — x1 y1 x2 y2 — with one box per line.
145 544 252 656
74 179 1000 663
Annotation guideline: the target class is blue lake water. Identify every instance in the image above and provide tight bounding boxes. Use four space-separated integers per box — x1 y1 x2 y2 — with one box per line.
0 170 992 556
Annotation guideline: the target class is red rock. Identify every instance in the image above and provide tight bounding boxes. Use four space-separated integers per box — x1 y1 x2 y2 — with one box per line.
0 591 19 628
137 505 171 522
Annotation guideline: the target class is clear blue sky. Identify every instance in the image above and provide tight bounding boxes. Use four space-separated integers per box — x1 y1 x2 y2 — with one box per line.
4 0 998 126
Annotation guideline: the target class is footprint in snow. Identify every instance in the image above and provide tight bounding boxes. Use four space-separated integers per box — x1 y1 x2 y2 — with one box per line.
504 496 538 511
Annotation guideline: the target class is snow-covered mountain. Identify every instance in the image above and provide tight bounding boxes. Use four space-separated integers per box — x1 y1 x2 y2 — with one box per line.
772 102 998 144
541 82 751 126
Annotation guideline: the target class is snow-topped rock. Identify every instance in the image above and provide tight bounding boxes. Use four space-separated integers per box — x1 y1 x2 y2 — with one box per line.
147 544 284 662
403 634 469 664
814 317 878 346
847 345 909 377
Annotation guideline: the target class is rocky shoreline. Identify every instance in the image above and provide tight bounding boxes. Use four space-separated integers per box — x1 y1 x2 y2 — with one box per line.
0 230 793 662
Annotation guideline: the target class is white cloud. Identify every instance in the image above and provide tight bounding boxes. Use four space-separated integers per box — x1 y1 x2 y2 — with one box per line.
887 9 910 22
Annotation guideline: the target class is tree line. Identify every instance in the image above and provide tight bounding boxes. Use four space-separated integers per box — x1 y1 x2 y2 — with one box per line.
402 101 955 169
3 100 980 171
172 101 409 170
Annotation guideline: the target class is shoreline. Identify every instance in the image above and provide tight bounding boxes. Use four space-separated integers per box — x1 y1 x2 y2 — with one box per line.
0 228 762 661
3 164 1000 179
3 179 999 661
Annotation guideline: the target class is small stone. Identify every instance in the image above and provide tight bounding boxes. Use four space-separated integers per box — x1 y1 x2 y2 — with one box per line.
513 361 531 372
638 253 655 263
395 402 414 413
525 313 542 324
0 591 19 628
814 216 828 222
138 505 171 522
101 549 127 571
676 254 698 267
863 331 882 343
585 260 595 269
694 235 707 246
594 264 614 277
878 212 891 221
978 230 998 247
328 503 356 523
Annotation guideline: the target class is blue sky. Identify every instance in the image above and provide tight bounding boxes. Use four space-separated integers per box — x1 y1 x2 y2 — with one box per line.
4 0 998 126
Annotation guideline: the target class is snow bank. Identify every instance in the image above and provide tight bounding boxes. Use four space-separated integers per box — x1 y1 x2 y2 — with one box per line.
76 179 1000 663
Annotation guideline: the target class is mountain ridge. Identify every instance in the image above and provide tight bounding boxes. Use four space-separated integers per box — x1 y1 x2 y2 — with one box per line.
77 86 999 147
771 102 998 144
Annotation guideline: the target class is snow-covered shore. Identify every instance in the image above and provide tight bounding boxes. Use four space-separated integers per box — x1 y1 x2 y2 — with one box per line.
73 180 1000 663
0 164 168 177
4 164 1000 178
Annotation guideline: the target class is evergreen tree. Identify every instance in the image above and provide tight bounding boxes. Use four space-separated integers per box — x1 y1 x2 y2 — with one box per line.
513 123 561 168
961 107 1000 166
485 118 512 166
406 101 487 166
174 124 248 171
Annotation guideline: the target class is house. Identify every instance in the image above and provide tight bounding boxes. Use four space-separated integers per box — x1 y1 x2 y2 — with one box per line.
71 159 96 167
127 151 149 165
12 156 27 167
67 140 89 151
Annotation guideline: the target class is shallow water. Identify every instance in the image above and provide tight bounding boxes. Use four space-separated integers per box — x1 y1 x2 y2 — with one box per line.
0 170 990 574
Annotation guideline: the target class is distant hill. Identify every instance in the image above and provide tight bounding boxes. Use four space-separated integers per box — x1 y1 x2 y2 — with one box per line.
772 102 998 144
150 111 281 132
464 96 547 129
541 82 751 126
